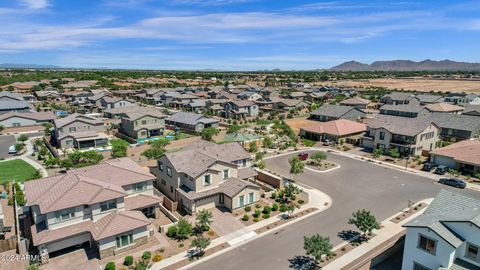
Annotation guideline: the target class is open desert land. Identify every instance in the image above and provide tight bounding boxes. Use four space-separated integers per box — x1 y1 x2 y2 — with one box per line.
331 78 480 93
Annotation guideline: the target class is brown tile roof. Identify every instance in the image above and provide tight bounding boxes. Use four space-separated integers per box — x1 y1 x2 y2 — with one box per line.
31 220 92 246
229 100 255 107
237 167 258 180
177 177 259 201
425 102 464 113
301 119 366 136
90 210 150 240
0 111 54 122
54 113 102 128
340 97 370 105
367 115 436 136
125 194 162 211
430 139 480 166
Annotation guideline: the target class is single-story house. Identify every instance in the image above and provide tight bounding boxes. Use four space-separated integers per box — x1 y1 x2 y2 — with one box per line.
429 139 480 174
300 119 367 143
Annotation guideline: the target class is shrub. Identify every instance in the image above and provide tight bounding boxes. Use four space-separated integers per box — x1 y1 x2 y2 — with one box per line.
279 204 287 212
105 262 116 270
262 214 270 219
271 203 279 211
253 218 259 222
302 139 315 147
207 230 215 236
270 192 277 199
242 215 249 221
298 200 305 204
152 254 162 262
244 205 251 212
178 243 184 248
310 151 327 161
262 206 271 215
142 251 152 261
123 256 133 266
166 226 177 238
255 203 261 209
252 209 261 218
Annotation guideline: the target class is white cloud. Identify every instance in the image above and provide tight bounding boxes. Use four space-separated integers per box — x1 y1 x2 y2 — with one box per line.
19 0 49 9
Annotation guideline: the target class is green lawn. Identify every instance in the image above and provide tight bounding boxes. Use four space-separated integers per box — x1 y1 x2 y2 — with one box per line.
0 159 38 184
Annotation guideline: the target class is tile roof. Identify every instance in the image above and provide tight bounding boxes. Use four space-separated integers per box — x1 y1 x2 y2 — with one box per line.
166 112 218 126
0 91 26 101
123 110 165 121
430 113 480 132
125 194 162 211
301 119 366 136
463 105 480 115
340 97 370 105
54 113 102 128
177 177 259 201
220 132 261 143
0 100 30 110
229 100 255 107
414 94 444 103
430 139 480 165
310 104 364 118
368 115 436 136
404 189 480 248
381 91 415 101
425 103 464 112
31 220 92 246
380 103 426 113
0 111 54 122
237 167 258 180
90 210 150 240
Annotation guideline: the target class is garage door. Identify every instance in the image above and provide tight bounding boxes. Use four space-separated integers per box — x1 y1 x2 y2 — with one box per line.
195 196 218 212
46 233 91 253
432 155 456 168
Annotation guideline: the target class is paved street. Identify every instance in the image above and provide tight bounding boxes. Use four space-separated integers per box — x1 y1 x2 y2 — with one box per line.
0 135 16 159
190 151 480 270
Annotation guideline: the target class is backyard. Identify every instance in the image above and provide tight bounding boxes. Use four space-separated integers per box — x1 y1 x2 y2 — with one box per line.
0 159 38 184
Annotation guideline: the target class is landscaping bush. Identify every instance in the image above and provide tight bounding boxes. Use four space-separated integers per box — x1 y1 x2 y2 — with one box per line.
207 230 215 237
142 251 152 261
152 254 162 262
262 206 271 215
166 226 177 238
105 262 116 270
279 204 287 212
242 214 249 221
298 200 305 204
244 205 251 212
262 214 270 219
270 192 277 199
123 256 133 266
302 139 315 147
255 203 261 209
271 203 278 211
310 151 327 161
252 210 261 218
253 218 259 222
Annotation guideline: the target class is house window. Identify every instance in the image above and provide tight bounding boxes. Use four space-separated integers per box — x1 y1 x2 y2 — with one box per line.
249 192 255 203
115 233 133 249
141 120 147 125
204 174 211 186
413 262 432 270
223 169 229 180
69 127 76 133
417 234 436 255
12 123 21 127
54 208 75 222
100 200 117 212
239 195 245 207
66 139 73 146
158 161 164 171
379 132 385 140
133 182 147 192
166 166 172 177
466 242 480 262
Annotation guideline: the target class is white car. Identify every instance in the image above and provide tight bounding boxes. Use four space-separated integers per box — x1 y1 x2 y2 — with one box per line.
8 145 17 154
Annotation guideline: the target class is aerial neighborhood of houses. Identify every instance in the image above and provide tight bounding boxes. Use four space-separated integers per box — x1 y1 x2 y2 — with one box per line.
0 73 480 270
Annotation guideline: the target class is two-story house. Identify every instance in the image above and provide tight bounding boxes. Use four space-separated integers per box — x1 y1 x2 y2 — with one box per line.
379 92 415 105
379 104 429 118
237 91 262 101
25 158 161 262
119 110 165 140
151 140 259 214
100 97 135 110
310 104 366 122
430 113 480 142
165 112 219 133
224 100 259 118
52 113 108 149
445 93 480 106
402 189 480 270
361 115 440 156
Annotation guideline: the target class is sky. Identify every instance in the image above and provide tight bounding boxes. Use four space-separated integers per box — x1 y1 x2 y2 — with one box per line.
0 0 480 70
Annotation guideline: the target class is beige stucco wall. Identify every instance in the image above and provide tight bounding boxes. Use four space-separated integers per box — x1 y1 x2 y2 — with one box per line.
154 157 180 201
231 187 259 210
97 226 149 251
413 124 440 155
194 162 238 192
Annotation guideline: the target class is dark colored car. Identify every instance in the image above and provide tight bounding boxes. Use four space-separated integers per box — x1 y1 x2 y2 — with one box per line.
438 178 466 189
421 162 436 172
298 152 309 161
434 165 448 175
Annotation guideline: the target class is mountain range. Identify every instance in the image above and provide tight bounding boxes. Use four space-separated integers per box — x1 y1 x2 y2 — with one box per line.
330 59 480 71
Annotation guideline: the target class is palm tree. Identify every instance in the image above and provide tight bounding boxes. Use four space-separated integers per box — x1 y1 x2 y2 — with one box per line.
196 209 213 232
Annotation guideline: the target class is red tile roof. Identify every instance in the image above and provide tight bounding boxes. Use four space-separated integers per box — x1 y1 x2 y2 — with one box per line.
431 139 480 165
301 119 366 136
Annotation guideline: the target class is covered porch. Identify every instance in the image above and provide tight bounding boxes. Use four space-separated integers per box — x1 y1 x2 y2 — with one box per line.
73 132 109 149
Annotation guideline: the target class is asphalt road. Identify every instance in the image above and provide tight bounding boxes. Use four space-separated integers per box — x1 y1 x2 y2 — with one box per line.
0 135 16 159
190 151 480 270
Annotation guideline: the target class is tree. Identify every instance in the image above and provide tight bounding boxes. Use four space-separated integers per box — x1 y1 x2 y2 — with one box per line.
44 157 60 168
190 235 211 256
111 139 129 158
348 209 380 239
303 234 333 262
201 127 219 141
263 136 273 149
17 134 29 143
43 122 52 136
195 209 213 231
248 142 258 153
38 147 49 159
388 148 400 158
289 156 304 181
176 218 193 240
256 160 266 169
141 138 169 160
226 125 241 134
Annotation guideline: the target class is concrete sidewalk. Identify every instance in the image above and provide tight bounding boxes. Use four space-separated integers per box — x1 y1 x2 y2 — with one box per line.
323 198 433 270
149 183 332 270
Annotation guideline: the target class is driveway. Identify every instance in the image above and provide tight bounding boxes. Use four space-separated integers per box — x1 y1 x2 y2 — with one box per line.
0 135 16 159
190 151 480 270
209 207 245 236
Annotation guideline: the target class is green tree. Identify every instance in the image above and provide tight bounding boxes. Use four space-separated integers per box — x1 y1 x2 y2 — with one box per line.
44 157 60 168
248 142 258 153
263 136 273 149
256 160 266 169
195 209 213 232
142 138 169 160
176 218 193 240
226 125 241 134
255 151 264 161
289 156 304 181
200 127 219 141
348 209 380 239
191 236 211 256
17 134 29 143
303 234 333 263
43 122 53 136
111 139 129 158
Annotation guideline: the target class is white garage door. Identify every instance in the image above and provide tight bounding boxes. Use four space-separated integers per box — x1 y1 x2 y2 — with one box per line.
46 233 91 253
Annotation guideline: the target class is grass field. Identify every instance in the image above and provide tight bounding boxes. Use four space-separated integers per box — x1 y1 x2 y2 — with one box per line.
0 159 38 184
332 78 480 93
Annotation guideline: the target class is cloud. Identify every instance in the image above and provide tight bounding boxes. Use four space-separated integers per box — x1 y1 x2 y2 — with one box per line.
18 0 49 9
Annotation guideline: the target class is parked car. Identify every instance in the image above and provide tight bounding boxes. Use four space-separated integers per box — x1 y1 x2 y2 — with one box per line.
298 152 309 161
8 145 17 154
438 178 466 189
434 165 448 175
421 162 436 172
323 139 332 146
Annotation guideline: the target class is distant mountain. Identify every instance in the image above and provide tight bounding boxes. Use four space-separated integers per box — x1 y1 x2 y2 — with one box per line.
330 59 480 71
0 63 61 69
